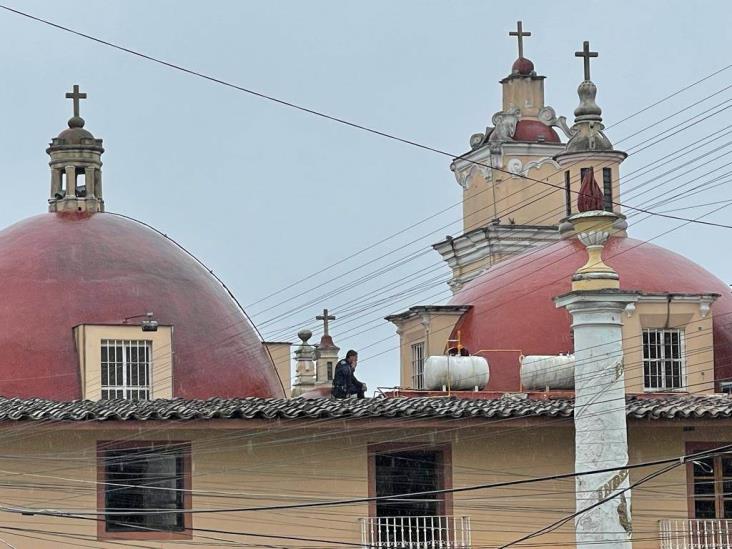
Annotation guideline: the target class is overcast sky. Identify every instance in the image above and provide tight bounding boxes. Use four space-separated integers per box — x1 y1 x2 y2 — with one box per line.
0 0 730 390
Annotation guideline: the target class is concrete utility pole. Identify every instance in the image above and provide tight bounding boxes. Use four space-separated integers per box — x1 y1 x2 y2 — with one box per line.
555 177 637 548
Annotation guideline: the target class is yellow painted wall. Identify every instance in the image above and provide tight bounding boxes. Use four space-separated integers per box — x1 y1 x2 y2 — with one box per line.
395 312 465 388
0 421 723 548
622 300 715 394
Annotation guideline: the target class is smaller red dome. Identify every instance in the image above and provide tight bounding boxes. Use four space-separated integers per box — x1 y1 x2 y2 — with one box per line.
513 120 561 143
512 57 534 75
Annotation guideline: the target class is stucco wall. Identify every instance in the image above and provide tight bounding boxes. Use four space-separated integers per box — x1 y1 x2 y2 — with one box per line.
0 421 725 548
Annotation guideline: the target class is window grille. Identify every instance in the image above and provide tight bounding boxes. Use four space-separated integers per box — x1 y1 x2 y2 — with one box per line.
327 361 334 381
691 453 732 519
101 340 152 400
642 329 685 391
411 342 425 390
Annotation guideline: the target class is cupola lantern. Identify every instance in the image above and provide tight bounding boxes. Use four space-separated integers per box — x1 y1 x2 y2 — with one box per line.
47 85 105 213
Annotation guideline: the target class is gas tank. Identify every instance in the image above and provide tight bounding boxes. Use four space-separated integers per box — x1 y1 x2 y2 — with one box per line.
423 355 490 391
520 355 575 391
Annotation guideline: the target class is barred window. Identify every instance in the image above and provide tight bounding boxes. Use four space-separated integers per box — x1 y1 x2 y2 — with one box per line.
101 340 152 400
692 453 732 519
411 342 425 389
642 329 685 391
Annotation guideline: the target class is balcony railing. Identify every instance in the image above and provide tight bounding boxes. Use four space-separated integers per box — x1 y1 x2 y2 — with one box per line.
660 519 732 548
359 515 471 548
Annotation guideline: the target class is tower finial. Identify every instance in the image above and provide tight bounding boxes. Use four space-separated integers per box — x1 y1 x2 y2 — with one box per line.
574 41 598 82
65 84 87 128
509 21 531 59
507 21 535 76
563 41 613 153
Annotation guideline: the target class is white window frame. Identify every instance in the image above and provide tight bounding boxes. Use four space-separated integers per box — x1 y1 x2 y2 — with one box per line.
642 328 686 391
410 342 425 390
101 339 152 400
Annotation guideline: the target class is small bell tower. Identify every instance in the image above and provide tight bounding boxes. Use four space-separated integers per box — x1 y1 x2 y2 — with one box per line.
47 85 105 214
554 42 627 237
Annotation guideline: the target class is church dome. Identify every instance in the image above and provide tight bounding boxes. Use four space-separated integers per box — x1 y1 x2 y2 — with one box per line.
513 120 561 143
450 235 732 392
0 211 284 400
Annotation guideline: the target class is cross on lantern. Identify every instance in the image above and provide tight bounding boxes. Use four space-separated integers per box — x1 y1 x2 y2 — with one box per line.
65 84 87 118
509 20 531 59
316 309 336 337
575 41 598 81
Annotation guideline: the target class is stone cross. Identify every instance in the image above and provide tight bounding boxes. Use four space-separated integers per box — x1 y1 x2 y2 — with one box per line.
316 308 336 337
575 41 598 81
65 84 87 118
509 20 531 59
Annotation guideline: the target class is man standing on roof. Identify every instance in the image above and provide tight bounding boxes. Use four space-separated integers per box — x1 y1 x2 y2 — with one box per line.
332 350 365 399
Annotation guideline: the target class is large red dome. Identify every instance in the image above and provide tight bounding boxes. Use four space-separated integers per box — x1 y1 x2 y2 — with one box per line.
451 235 732 392
0 212 284 400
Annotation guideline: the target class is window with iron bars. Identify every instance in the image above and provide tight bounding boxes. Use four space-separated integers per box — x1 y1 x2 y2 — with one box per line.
642 329 685 391
411 342 425 390
101 340 152 400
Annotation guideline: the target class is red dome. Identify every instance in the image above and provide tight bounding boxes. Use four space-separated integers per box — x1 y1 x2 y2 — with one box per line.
513 120 561 143
451 236 732 392
0 212 284 400
511 57 535 75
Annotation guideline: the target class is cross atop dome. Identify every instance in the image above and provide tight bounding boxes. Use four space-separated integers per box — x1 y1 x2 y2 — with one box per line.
509 21 531 59
575 41 598 82
66 84 87 119
508 20 535 76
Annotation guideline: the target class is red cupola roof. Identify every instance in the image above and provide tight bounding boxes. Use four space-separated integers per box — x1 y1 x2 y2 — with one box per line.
513 120 561 143
0 212 284 400
511 56 535 76
450 236 732 392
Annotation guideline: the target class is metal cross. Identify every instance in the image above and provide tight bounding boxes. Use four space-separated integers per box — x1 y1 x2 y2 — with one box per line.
316 308 336 337
509 21 531 59
65 84 87 118
575 41 598 81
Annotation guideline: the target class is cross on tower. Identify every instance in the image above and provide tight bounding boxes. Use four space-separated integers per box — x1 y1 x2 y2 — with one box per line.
575 41 598 81
65 84 87 118
509 20 531 59
316 309 336 337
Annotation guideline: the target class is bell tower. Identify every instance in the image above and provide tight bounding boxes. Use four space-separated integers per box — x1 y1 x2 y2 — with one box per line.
434 22 568 292
47 85 105 214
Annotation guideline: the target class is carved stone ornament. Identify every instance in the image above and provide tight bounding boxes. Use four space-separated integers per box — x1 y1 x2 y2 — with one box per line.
521 157 560 176
488 107 520 143
507 158 523 176
453 163 491 190
470 132 486 150
578 230 610 248
537 105 574 139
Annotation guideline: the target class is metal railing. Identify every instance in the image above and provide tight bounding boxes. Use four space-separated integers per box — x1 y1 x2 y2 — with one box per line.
359 515 471 548
660 519 732 548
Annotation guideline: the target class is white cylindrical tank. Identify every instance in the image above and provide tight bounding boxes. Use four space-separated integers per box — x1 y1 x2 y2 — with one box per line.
423 355 489 391
520 355 575 391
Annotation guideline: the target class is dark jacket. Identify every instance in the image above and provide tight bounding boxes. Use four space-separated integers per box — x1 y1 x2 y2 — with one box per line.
332 359 363 399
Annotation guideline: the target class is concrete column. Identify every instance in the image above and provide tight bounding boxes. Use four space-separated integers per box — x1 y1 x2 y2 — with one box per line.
96 170 103 199
50 168 62 198
556 292 637 549
85 166 96 198
64 165 76 198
